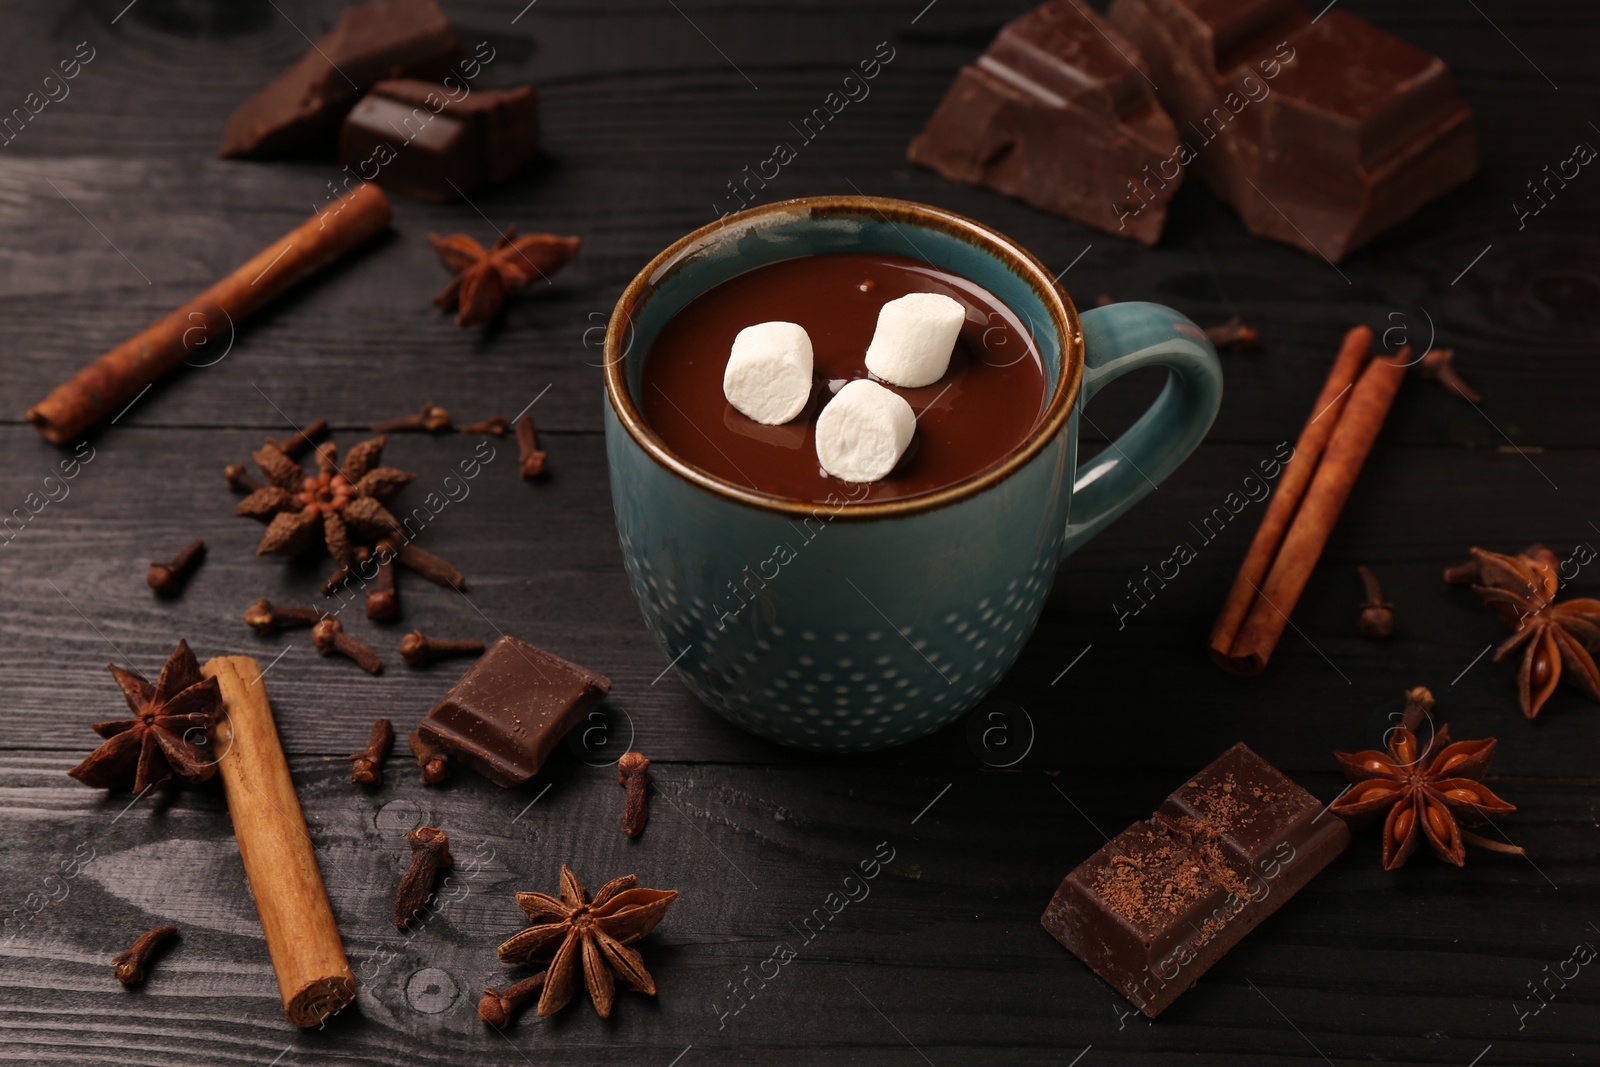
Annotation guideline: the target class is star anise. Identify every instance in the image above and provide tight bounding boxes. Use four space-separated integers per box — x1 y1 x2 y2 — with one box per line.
1331 687 1520 870
496 864 676 1018
1446 544 1600 717
429 228 581 327
234 435 414 566
67 639 223 795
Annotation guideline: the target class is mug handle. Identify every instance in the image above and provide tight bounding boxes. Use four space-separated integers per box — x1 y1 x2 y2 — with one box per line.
1059 301 1223 560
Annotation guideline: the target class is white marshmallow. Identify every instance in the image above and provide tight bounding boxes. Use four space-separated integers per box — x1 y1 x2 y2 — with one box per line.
815 378 916 483
864 292 966 388
722 321 814 425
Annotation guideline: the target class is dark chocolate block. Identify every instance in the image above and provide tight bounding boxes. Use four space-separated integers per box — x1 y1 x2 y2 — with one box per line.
1108 0 1477 261
220 0 461 160
907 0 1182 244
417 635 610 787
338 79 540 201
1041 743 1348 1017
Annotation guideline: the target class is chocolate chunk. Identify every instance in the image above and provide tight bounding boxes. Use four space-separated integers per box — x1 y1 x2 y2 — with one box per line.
417 636 610 788
339 79 540 201
1041 743 1348 1017
220 0 462 159
1108 0 1477 261
907 0 1182 244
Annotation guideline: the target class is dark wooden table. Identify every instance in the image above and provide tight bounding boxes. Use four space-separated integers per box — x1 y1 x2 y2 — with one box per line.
3 1 1596 1063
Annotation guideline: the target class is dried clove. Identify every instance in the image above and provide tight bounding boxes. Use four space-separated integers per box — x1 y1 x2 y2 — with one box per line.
312 617 383 674
147 539 205 597
394 825 453 929
1418 348 1481 404
461 416 510 436
1442 557 1482 585
330 543 374 595
1399 685 1433 732
1357 565 1394 639
409 729 450 785
515 414 546 479
384 539 467 591
401 630 485 667
374 403 453 434
245 598 326 635
1204 316 1259 352
321 558 357 596
112 925 178 987
618 751 652 838
224 463 263 494
349 717 394 785
269 418 329 458
366 548 398 621
479 972 547 1028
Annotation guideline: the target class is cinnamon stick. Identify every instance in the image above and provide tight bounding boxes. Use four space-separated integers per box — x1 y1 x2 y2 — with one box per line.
202 655 357 1026
1213 351 1408 674
27 185 392 445
1209 326 1372 669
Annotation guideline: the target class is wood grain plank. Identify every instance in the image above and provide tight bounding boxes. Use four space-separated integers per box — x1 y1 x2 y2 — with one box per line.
1 757 1595 1065
3 1 1599 1063
0 3 1596 444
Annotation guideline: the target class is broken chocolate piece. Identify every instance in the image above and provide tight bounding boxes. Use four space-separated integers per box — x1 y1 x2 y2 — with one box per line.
907 0 1182 244
220 0 462 159
339 79 540 201
1107 0 1477 261
417 635 610 787
1041 743 1348 1017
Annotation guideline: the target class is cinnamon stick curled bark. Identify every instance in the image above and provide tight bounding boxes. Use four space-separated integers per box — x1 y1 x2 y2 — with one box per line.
1210 333 1407 675
202 655 357 1026
1209 326 1372 662
27 184 391 445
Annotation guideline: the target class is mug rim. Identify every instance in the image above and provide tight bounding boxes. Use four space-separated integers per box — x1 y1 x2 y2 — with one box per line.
603 195 1083 520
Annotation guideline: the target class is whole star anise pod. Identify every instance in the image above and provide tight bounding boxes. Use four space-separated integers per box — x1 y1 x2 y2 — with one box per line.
429 228 581 327
67 639 223 795
496 864 677 1018
234 436 414 565
1331 687 1520 870
1446 544 1600 718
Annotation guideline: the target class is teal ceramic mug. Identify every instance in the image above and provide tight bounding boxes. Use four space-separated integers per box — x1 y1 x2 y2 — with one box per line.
604 196 1222 751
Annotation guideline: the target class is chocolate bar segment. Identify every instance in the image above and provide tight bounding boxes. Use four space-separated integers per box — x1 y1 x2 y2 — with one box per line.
220 0 462 159
1108 0 1476 261
1041 743 1348 1017
418 636 610 788
907 0 1182 244
339 79 540 201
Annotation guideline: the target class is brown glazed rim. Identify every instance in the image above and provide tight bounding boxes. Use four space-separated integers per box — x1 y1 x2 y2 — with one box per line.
603 195 1083 521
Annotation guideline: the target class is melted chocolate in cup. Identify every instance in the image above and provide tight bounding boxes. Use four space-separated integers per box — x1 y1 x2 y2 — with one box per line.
641 252 1047 505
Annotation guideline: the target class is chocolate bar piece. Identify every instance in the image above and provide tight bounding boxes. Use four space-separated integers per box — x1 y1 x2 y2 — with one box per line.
1108 0 1477 261
417 636 610 787
1041 743 1348 1017
907 0 1182 244
338 79 540 201
220 0 461 159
